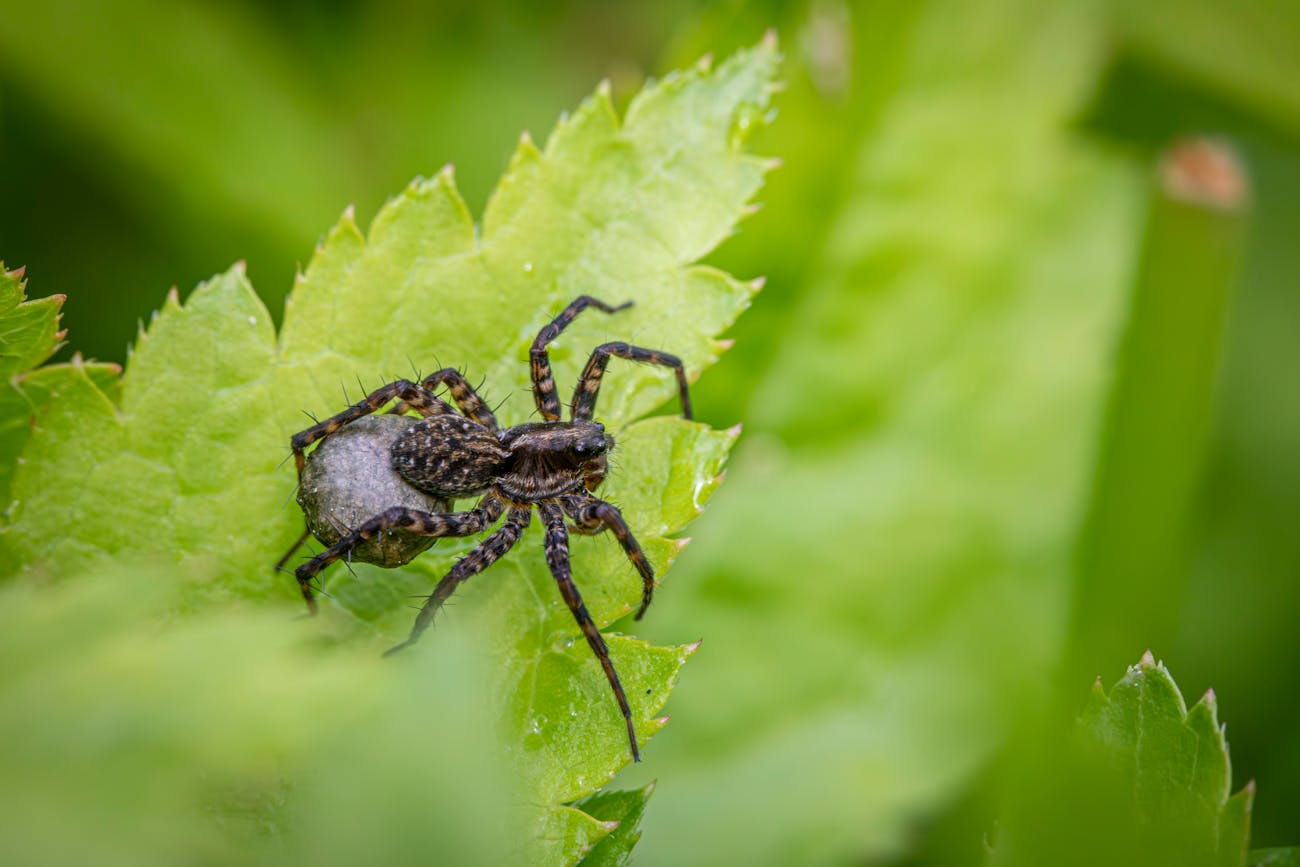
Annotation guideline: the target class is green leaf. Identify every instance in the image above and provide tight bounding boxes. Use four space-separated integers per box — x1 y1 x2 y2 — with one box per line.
0 262 83 512
2 38 778 862
0 567 517 866
991 651 1257 867
1080 651 1252 862
621 3 1143 864
0 263 64 378
575 783 656 867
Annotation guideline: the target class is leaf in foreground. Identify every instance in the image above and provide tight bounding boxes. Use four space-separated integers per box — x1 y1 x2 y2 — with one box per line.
1 38 778 863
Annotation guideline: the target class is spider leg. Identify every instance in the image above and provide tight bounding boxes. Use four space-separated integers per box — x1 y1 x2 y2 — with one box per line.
530 296 632 421
539 502 641 762
388 368 500 430
562 494 656 619
273 526 312 574
384 505 532 656
293 496 505 613
290 378 452 477
570 342 692 422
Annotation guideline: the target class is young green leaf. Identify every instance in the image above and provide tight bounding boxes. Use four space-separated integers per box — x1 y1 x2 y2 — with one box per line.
2 37 779 862
1080 651 1252 863
991 651 1258 867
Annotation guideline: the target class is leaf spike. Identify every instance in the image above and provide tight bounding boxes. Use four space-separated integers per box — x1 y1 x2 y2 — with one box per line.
761 27 779 49
600 820 622 832
654 715 671 728
9 264 26 280
683 639 703 655
233 259 247 275
1139 648 1156 668
750 275 767 290
696 53 714 72
763 156 783 171
342 203 356 221
716 338 736 352
726 422 744 439
596 78 612 98
438 162 456 180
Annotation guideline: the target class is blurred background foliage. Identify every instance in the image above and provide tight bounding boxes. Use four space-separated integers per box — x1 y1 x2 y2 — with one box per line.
2 0 1299 863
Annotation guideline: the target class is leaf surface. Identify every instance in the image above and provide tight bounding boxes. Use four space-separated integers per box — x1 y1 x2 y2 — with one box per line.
1 39 778 861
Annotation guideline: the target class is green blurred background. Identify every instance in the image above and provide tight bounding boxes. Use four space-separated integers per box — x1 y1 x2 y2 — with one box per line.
3 0 1299 862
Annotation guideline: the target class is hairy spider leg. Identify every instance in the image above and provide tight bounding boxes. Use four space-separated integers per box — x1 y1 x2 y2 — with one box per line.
539 502 641 762
386 367 500 430
570 342 692 422
293 496 506 613
530 296 633 421
290 379 452 476
273 527 313 573
384 505 532 657
562 494 657 619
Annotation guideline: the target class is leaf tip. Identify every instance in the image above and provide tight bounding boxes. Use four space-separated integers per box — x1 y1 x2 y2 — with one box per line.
342 203 356 222
438 162 456 181
596 78 612 98
696 52 714 72
9 264 27 280
750 275 767 291
600 819 622 833
761 27 779 50
654 714 671 729
1139 648 1157 669
683 638 703 656
763 156 784 172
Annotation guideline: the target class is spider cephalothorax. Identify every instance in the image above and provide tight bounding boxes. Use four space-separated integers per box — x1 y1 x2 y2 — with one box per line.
277 296 691 761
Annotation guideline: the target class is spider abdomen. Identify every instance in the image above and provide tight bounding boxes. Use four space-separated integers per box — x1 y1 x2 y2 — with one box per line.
391 413 509 499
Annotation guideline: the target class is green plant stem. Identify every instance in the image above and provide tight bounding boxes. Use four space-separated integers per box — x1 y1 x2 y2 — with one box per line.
1063 140 1249 690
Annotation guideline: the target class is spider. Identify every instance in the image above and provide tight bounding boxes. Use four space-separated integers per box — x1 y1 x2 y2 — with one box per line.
278 296 692 762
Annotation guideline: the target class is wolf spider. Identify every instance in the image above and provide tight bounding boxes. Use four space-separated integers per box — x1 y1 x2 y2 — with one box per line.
279 296 691 761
